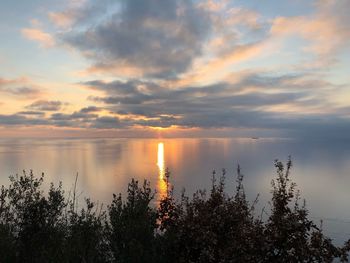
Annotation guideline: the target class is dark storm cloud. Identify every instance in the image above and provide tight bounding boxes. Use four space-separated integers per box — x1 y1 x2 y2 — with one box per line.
26 100 64 111
62 0 211 77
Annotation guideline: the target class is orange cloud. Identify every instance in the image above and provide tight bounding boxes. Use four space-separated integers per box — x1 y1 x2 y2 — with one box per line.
79 60 166 79
0 76 30 87
173 41 269 87
271 16 339 55
225 8 261 29
271 1 350 59
49 11 75 28
21 28 55 48
198 0 229 12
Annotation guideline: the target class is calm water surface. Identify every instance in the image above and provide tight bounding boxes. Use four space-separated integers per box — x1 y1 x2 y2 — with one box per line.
1 138 350 244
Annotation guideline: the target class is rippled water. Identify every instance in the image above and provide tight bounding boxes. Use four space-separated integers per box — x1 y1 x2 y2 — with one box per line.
0 137 350 244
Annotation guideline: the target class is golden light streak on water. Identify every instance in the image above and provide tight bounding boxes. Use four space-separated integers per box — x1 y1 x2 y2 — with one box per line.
157 142 165 179
157 142 167 200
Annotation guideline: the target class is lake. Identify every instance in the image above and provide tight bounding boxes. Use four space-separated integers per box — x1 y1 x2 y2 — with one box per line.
0 137 350 244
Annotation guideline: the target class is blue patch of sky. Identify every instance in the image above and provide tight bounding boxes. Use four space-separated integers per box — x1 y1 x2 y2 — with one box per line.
0 0 63 26
0 29 86 83
230 0 315 18
327 51 350 84
0 0 88 82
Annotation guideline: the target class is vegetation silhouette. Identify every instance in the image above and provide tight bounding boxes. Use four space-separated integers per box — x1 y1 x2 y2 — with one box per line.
0 158 349 262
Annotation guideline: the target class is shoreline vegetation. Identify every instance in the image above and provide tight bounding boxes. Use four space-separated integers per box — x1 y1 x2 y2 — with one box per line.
0 158 349 262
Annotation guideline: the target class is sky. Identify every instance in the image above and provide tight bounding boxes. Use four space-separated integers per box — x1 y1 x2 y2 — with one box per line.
0 0 349 138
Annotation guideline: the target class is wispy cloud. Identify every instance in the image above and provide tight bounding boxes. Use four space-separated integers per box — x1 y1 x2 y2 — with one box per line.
21 28 55 48
25 100 65 111
270 0 350 68
0 77 41 98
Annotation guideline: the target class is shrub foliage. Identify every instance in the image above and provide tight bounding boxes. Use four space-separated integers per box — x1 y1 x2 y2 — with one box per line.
0 158 349 262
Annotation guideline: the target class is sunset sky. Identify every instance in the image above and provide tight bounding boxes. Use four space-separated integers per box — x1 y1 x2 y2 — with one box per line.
0 0 349 138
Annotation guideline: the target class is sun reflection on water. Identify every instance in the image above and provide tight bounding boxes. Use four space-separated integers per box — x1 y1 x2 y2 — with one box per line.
157 142 167 200
157 142 164 179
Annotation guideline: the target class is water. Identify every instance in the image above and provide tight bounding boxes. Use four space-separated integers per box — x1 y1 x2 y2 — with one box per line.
0 137 350 244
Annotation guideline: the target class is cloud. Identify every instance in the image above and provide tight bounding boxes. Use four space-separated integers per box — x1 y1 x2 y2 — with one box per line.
167 2 270 85
0 86 40 97
0 114 48 126
91 116 123 129
224 7 262 30
182 42 269 85
53 0 269 81
21 28 55 48
26 100 64 111
60 0 211 78
51 111 97 121
0 78 16 86
6 86 40 96
49 11 76 28
48 0 112 28
0 77 41 98
198 0 229 12
1 0 349 139
80 73 345 133
49 108 101 128
0 71 348 139
17 111 45 116
79 106 102 113
270 0 350 66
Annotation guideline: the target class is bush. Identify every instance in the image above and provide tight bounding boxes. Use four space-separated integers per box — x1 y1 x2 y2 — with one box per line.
157 168 266 262
0 159 349 262
108 179 157 262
